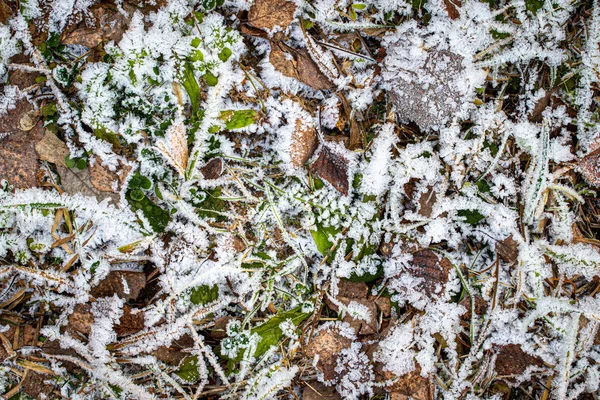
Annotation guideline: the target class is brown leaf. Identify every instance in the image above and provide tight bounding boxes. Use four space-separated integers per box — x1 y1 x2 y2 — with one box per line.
200 157 224 180
0 1 14 24
305 325 353 381
303 381 342 400
35 130 70 166
494 344 545 377
89 155 131 192
443 0 461 19
67 303 94 336
91 271 146 301
269 44 334 91
57 165 119 203
384 366 433 400
310 146 349 195
348 118 363 150
418 186 437 218
0 98 44 189
401 250 453 298
248 0 296 31
290 119 318 168
115 305 145 337
579 147 600 187
22 371 56 399
496 235 519 264
61 4 128 48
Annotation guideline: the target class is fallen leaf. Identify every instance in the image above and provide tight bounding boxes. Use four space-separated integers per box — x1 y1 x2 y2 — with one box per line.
35 130 70 166
67 303 94 337
290 119 318 168
22 371 56 399
57 165 119 203
401 250 453 298
0 1 14 24
310 146 349 195
248 0 296 31
303 381 342 400
443 0 461 19
91 271 146 301
89 155 131 192
496 235 519 264
115 305 145 337
494 344 545 377
418 186 437 218
200 157 224 179
0 98 44 189
269 43 334 91
156 119 188 178
384 367 433 400
579 147 600 187
61 4 128 49
305 324 353 381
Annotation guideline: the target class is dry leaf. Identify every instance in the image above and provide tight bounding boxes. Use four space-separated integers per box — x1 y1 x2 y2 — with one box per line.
156 119 188 178
61 4 128 48
115 305 145 337
290 119 318 168
305 325 353 381
22 371 56 399
0 1 14 24
35 130 70 166
384 367 433 400
303 382 342 400
89 155 131 192
269 44 334 91
494 344 545 377
0 99 44 189
496 235 519 264
57 165 119 203
91 271 146 301
400 250 452 297
200 157 223 179
67 303 93 336
310 146 349 195
443 0 461 19
248 0 296 31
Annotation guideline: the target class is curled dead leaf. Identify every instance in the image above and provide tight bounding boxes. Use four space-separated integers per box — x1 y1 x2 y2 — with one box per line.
200 157 223 180
156 119 188 178
269 43 334 91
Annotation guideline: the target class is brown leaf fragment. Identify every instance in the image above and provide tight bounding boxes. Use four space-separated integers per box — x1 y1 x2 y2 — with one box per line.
579 147 600 187
61 4 128 48
374 296 391 317
496 235 519 264
303 381 342 400
200 157 224 179
248 0 296 31
269 44 334 90
443 0 461 19
67 303 94 336
305 325 353 381
348 118 363 150
494 344 545 377
401 250 452 298
91 271 146 301
115 305 145 337
35 130 70 166
418 186 437 218
0 1 14 24
310 146 349 195
89 155 131 192
0 98 45 189
528 90 553 123
56 164 119 203
384 367 433 400
211 316 233 339
22 371 56 399
290 119 318 168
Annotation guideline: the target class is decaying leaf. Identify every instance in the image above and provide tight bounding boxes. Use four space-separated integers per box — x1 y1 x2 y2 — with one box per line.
399 250 453 297
325 281 378 335
67 303 94 336
310 146 349 195
494 344 546 379
61 4 129 49
0 99 44 189
247 0 296 31
35 130 70 166
156 119 188 178
305 325 353 381
91 271 146 301
303 381 342 400
57 165 119 203
89 155 131 193
269 43 334 91
496 235 519 264
22 371 56 399
579 147 600 187
115 305 145 336
290 119 318 168
443 0 461 20
384 367 433 400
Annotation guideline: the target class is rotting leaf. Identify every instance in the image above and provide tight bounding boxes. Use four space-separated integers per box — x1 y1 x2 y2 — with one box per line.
35 130 70 166
200 157 223 179
269 43 334 91
309 146 349 195
89 155 131 193
247 0 296 31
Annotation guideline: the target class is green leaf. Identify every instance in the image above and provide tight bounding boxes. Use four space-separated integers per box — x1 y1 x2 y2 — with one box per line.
204 72 218 87
75 158 87 170
219 110 258 130
233 307 310 361
127 190 171 233
189 50 204 62
310 221 339 256
476 179 491 193
218 48 232 62
129 189 145 201
525 0 544 14
457 209 485 225
180 62 201 115
189 284 219 305
41 103 57 117
175 356 200 383
191 37 201 48
65 156 76 168
352 3 367 9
